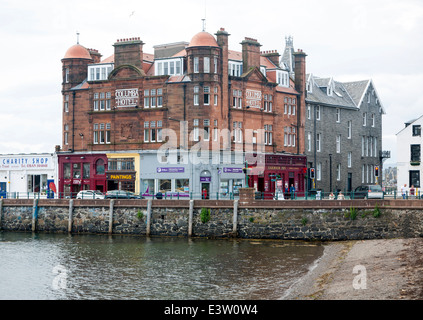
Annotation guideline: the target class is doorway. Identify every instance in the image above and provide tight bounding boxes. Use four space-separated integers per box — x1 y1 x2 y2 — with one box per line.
201 183 210 199
0 182 6 198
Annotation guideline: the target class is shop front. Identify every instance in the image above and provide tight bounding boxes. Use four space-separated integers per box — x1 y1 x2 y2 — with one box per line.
247 154 307 199
0 153 58 198
106 172 136 192
106 154 140 193
58 153 107 198
139 151 246 199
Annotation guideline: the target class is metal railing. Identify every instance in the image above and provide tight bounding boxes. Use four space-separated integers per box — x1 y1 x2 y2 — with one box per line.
0 190 420 201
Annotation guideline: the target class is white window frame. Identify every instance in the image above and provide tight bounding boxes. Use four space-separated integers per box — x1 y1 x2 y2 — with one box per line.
316 133 321 152
144 122 150 143
193 119 199 141
336 135 341 153
194 57 199 73
337 164 341 181
204 86 210 106
204 57 210 73
307 132 311 152
362 165 365 183
194 86 199 106
317 162 322 181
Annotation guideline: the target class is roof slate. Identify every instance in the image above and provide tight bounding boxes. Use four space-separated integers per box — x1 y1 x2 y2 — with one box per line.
306 76 357 109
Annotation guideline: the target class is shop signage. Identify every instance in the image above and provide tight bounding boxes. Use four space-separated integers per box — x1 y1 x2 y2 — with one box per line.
156 167 185 173
246 89 262 108
223 167 243 173
200 177 211 182
0 156 52 170
106 173 135 180
115 88 139 107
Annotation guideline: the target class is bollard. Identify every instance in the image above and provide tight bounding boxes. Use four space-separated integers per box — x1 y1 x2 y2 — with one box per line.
32 198 38 232
233 200 238 236
68 199 74 233
188 200 194 237
146 199 152 237
109 199 114 235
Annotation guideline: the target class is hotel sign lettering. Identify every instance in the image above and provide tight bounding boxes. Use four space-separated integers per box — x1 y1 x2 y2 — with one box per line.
246 89 262 108
115 88 139 107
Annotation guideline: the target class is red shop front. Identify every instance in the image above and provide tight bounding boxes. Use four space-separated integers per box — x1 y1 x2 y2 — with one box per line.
247 154 307 199
58 153 108 198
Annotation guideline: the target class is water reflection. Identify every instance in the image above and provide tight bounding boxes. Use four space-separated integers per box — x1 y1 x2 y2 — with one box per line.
0 232 323 300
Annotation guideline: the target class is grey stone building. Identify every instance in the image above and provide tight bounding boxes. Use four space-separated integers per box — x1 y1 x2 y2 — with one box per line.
304 75 385 193
279 37 387 194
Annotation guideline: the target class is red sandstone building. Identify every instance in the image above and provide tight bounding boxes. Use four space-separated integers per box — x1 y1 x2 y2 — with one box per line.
59 28 307 198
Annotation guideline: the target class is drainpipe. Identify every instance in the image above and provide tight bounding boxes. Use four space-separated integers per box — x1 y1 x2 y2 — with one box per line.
71 90 76 153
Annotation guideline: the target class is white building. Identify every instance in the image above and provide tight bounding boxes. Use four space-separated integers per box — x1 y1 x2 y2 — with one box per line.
396 116 423 194
0 153 58 198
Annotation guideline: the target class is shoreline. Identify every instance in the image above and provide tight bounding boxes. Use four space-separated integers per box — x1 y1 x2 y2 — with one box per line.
284 237 423 300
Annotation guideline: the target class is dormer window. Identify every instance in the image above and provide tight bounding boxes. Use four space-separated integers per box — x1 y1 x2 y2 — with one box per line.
155 58 183 76
276 71 289 87
307 75 314 93
88 63 114 81
327 78 335 96
229 61 242 76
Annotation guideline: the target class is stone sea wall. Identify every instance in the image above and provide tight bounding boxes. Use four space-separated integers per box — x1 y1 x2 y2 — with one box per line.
1 196 423 241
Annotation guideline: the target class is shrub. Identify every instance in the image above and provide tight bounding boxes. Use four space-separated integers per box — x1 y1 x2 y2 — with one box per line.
373 204 381 218
348 207 358 220
200 208 211 223
137 209 144 220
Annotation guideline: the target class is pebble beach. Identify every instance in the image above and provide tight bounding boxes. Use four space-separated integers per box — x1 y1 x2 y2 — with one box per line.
284 238 423 300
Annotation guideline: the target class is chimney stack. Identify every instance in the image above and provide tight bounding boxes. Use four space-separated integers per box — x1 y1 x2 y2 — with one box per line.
293 49 307 154
261 50 280 67
113 37 144 70
88 48 102 64
241 37 261 73
216 28 230 119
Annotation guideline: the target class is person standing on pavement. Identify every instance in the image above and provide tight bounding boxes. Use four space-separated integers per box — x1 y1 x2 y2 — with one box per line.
401 184 407 199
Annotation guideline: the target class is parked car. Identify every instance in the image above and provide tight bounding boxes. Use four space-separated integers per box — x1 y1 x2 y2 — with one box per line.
353 185 384 199
105 190 140 199
76 190 105 199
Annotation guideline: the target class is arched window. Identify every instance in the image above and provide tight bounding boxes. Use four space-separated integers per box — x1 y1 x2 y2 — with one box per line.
96 159 105 175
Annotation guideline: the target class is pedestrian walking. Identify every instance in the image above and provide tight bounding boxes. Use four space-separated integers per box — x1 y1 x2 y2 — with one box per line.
401 184 407 199
290 184 295 200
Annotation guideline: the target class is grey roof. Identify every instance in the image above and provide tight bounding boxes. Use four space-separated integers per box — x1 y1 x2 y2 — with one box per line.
305 75 356 109
342 80 370 106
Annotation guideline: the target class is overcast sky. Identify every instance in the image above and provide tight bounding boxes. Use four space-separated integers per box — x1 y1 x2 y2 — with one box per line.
1 0 422 167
